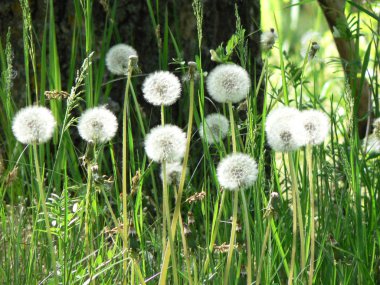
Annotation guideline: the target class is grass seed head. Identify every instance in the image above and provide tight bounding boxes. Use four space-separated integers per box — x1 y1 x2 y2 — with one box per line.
144 124 186 163
105 43 138 75
216 153 258 191
77 106 118 144
12 106 56 144
199 113 229 144
142 71 181 106
206 63 251 104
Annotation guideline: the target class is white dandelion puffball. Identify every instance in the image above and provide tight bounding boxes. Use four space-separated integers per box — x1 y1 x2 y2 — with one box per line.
77 107 118 143
144 124 186 163
12 106 56 144
261 28 278 51
206 63 251 104
199 113 229 144
217 153 258 191
301 110 329 145
160 161 187 186
265 107 306 152
106 44 138 75
365 135 380 153
142 71 181 106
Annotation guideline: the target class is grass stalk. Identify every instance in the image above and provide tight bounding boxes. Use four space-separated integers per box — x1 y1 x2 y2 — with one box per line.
122 57 136 285
256 217 272 285
32 143 58 285
287 153 298 285
307 144 316 285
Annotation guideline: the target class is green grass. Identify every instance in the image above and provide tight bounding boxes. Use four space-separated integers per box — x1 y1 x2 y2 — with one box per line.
0 0 379 284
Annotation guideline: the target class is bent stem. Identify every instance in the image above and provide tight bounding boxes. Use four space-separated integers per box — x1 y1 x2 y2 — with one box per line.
160 62 196 284
122 58 135 285
307 144 316 285
256 217 272 285
32 143 58 285
288 153 298 285
223 190 239 285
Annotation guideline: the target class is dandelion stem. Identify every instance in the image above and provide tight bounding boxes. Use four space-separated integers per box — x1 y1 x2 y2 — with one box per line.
122 59 134 285
32 143 58 285
223 190 239 285
256 217 272 285
288 153 298 285
160 62 196 284
161 162 179 285
307 144 316 285
228 102 237 153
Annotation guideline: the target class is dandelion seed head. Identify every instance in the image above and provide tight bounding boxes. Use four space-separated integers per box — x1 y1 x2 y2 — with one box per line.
106 44 138 75
206 64 251 104
77 107 118 143
217 153 258 191
12 106 56 144
199 113 229 144
265 107 305 152
160 161 187 186
261 28 278 51
301 110 329 145
142 71 181 106
144 124 186 163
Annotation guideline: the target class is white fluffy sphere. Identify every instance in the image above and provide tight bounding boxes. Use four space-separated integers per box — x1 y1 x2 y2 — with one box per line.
77 107 118 143
265 107 305 152
142 71 181 106
301 110 329 145
160 161 187 186
199 113 229 144
106 44 138 75
12 106 56 144
144 124 186 163
261 29 278 51
206 64 251 104
217 153 258 191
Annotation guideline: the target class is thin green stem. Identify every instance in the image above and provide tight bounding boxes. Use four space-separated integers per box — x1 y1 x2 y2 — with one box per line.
288 153 298 285
122 60 134 285
32 143 58 285
240 190 252 284
228 102 237 153
256 217 272 285
307 144 316 285
203 190 226 275
223 190 239 285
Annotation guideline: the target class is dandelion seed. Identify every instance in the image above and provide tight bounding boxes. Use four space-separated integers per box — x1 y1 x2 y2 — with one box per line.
12 106 56 144
106 43 138 75
206 63 251 104
300 30 321 58
144 124 186 163
160 161 186 186
77 106 118 143
265 107 306 152
301 110 329 145
216 153 258 191
365 118 380 153
261 28 278 51
199 113 229 144
142 71 181 106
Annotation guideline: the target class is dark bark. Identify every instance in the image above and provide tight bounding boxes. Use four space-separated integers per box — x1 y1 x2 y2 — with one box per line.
318 0 371 138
